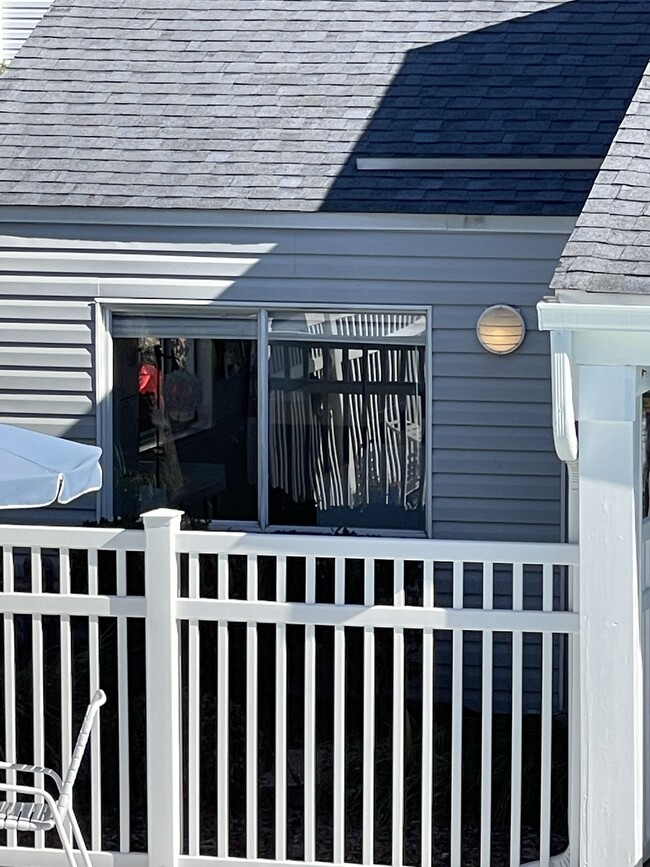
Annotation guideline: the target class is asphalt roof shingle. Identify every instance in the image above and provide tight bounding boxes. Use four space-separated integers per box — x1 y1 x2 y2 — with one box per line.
552 63 650 292
0 0 649 213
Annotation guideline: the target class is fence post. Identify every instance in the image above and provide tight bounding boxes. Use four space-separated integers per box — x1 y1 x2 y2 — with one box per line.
143 508 184 867
576 365 644 867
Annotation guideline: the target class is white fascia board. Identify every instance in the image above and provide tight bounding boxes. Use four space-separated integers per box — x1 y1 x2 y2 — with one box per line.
539 297 650 465
538 299 650 333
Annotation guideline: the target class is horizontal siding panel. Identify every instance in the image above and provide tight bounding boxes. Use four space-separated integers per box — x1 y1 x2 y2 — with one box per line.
0 416 96 440
0 394 93 415
0 251 260 278
0 250 559 285
0 505 96 526
125 278 555 307
0 236 278 255
433 424 554 452
433 521 561 542
433 473 560 501
0 278 552 308
434 376 551 403
433 329 549 354
290 229 569 260
433 305 540 330
0 220 571 250
0 370 92 392
247 253 551 284
434 401 551 427
2 0 52 60
433 450 560 476
0 277 100 299
436 498 558 525
0 322 91 344
434 352 549 379
98 278 233 300
0 346 93 368
0 300 92 320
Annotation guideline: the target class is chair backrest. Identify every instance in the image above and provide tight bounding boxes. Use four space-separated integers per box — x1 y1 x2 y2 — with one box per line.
58 689 106 813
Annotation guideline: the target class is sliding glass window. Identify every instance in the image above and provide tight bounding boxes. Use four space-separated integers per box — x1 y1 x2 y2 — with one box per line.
112 313 258 522
268 311 427 531
112 308 428 533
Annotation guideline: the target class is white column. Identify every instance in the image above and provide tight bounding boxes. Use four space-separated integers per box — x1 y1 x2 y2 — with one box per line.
143 508 184 867
577 365 644 867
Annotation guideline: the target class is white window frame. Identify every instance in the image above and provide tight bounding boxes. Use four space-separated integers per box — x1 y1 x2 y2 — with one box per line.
96 300 433 537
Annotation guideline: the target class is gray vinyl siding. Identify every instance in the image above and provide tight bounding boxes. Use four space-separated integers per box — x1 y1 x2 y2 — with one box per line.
0 213 571 540
1 0 52 61
0 295 96 522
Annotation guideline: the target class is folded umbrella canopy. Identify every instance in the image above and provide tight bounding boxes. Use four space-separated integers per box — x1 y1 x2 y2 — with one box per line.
0 424 102 509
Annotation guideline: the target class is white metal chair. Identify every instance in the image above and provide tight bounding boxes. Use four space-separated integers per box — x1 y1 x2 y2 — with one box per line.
0 689 106 867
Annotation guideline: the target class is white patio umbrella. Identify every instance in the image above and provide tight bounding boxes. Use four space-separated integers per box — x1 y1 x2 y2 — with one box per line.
0 423 102 509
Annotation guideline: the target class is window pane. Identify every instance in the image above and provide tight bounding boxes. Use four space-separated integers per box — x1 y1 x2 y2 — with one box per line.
268 340 426 531
269 310 427 344
113 337 257 522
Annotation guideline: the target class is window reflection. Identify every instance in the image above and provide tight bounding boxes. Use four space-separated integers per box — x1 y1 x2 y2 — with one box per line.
114 337 257 521
269 338 426 531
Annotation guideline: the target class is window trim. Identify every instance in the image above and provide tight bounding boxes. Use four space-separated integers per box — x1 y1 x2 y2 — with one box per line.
97 300 433 537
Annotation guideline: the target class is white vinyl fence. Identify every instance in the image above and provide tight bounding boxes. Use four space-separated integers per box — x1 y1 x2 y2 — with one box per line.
0 512 579 867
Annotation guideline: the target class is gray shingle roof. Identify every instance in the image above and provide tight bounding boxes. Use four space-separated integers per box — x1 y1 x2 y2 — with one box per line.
552 59 650 292
0 0 649 213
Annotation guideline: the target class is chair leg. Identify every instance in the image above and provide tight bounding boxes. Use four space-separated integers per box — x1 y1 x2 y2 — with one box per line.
51 808 81 867
67 807 94 867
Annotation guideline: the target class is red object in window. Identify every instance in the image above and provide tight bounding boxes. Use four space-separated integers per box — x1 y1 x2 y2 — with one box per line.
138 363 161 396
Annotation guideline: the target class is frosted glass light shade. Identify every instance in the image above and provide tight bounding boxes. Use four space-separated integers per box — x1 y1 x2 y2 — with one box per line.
476 305 526 354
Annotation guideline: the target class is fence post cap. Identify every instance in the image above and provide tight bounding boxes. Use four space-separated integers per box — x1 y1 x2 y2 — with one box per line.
141 508 185 529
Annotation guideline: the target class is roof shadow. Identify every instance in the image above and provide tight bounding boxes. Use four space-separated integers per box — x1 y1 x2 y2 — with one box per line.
321 0 650 216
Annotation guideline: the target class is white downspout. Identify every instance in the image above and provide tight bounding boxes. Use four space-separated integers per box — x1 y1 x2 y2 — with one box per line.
550 330 578 463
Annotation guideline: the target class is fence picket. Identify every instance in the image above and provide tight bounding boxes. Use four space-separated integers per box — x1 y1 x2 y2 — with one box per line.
59 548 72 840
539 563 554 867
450 561 464 867
215 548 230 857
333 557 346 865
480 563 494 867
362 558 375 867
188 552 200 857
304 557 317 863
246 556 259 861
29 548 45 849
115 549 130 854
87 548 102 852
421 559 434 867
510 563 524 867
3 547 16 849
392 561 406 867
217 619 229 859
275 556 288 863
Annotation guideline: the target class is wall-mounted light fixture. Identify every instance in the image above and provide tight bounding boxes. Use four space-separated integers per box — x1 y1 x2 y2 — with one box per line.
476 305 526 354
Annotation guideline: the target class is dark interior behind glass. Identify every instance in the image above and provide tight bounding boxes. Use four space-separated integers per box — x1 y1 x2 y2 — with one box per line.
113 337 257 522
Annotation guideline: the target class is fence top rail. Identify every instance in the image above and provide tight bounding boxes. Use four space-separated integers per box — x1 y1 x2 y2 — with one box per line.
0 523 145 552
176 531 579 566
0 522 579 567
